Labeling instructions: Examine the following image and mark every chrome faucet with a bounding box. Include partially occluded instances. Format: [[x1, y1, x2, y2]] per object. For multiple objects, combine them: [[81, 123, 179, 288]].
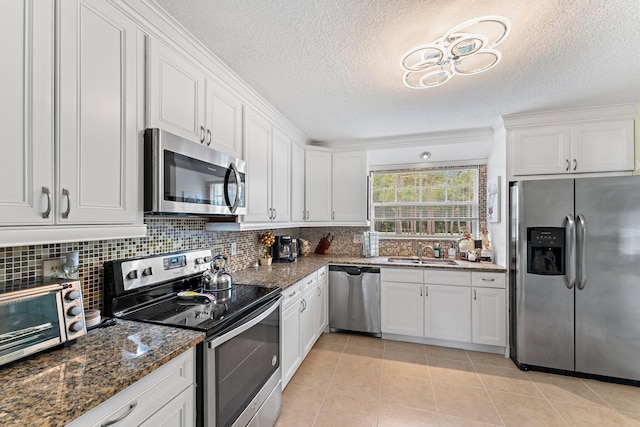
[[417, 244, 434, 261]]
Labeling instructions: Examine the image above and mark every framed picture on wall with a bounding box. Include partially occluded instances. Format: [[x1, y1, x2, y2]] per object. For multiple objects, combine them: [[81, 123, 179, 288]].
[[487, 176, 500, 223]]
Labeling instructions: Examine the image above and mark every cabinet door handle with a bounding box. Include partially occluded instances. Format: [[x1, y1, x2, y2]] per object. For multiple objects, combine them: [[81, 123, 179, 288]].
[[41, 186, 51, 218], [332, 211, 335, 220], [273, 208, 277, 220], [565, 159, 570, 171], [200, 125, 205, 143], [61, 188, 71, 219], [206, 129, 212, 146], [474, 289, 477, 300], [572, 159, 577, 171], [425, 286, 428, 297], [101, 401, 137, 427], [420, 287, 422, 297], [317, 286, 321, 297]]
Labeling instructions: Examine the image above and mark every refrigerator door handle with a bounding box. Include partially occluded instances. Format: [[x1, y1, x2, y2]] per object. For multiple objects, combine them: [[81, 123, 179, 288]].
[[565, 214, 576, 289], [577, 214, 587, 290]]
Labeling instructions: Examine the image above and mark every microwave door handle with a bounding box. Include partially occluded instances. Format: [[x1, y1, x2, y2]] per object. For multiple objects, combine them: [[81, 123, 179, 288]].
[[565, 214, 576, 290], [227, 162, 241, 214], [577, 214, 587, 290]]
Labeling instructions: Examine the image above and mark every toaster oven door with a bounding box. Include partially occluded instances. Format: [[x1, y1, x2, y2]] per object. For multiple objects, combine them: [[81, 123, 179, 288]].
[[0, 290, 66, 366]]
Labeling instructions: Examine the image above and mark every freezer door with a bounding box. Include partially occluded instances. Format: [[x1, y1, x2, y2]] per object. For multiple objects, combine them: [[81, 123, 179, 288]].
[[575, 176, 640, 381], [512, 179, 575, 371]]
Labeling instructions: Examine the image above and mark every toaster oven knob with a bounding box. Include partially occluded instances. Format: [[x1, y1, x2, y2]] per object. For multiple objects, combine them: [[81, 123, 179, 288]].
[[65, 290, 81, 301], [126, 270, 138, 280], [142, 267, 153, 277], [67, 305, 82, 316], [69, 321, 85, 332]]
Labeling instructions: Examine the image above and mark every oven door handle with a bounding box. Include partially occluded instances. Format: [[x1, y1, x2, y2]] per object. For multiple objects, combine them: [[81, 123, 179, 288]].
[[208, 296, 281, 349]]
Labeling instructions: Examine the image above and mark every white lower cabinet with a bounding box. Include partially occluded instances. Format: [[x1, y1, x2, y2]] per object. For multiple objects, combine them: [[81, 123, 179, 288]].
[[471, 272, 507, 346], [67, 348, 195, 427], [281, 267, 328, 389], [381, 268, 506, 350], [424, 284, 471, 342]]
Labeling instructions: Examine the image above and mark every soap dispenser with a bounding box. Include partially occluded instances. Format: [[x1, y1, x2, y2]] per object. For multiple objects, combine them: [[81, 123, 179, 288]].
[[434, 243, 441, 258], [448, 244, 456, 259]]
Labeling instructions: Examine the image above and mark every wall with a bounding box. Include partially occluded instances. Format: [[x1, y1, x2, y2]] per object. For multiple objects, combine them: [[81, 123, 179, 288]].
[[0, 218, 296, 311], [486, 128, 508, 266]]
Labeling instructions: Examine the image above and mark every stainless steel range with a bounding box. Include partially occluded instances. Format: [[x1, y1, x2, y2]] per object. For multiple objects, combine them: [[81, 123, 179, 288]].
[[103, 249, 282, 427]]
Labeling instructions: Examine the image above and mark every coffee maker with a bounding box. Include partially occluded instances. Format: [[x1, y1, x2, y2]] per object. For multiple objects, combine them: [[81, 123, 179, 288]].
[[273, 235, 298, 262]]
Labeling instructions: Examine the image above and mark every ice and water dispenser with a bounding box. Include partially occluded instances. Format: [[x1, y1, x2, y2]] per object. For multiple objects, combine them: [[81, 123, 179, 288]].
[[526, 227, 565, 275]]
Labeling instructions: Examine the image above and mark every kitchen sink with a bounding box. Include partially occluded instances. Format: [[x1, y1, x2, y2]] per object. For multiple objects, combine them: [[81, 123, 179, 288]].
[[386, 257, 458, 266]]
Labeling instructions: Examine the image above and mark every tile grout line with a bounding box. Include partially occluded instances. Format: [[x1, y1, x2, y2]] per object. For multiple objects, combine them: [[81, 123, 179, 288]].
[[523, 373, 571, 426], [309, 336, 347, 427], [468, 350, 507, 427]]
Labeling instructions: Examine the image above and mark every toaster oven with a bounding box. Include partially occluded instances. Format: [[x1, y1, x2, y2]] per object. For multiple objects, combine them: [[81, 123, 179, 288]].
[[0, 278, 86, 367]]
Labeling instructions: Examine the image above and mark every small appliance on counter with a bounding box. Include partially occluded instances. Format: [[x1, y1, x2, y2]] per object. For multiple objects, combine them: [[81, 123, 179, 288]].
[[273, 235, 298, 262], [0, 277, 87, 367]]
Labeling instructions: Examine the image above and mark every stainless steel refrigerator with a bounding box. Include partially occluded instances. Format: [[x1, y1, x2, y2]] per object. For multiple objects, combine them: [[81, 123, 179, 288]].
[[510, 176, 640, 382]]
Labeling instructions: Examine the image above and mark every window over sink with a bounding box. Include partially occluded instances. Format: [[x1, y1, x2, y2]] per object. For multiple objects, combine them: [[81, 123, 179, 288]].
[[371, 165, 484, 238]]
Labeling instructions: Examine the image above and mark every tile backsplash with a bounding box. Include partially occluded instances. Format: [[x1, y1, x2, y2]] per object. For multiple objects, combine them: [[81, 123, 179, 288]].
[[0, 218, 296, 311]]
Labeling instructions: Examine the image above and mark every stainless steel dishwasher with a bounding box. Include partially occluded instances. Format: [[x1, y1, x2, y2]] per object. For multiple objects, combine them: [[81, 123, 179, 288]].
[[329, 265, 381, 335]]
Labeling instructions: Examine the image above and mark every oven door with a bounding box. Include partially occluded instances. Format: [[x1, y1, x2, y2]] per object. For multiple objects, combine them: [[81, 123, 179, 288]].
[[144, 128, 246, 215], [203, 296, 282, 427], [0, 286, 67, 367]]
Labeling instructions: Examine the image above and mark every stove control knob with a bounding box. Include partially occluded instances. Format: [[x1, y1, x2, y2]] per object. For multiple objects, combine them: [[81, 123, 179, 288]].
[[142, 267, 153, 277], [65, 290, 81, 301], [69, 321, 85, 332], [126, 270, 138, 280], [67, 305, 82, 316]]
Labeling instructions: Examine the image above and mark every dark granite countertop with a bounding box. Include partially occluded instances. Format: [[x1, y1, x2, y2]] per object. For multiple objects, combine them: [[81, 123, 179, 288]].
[[0, 320, 204, 427], [233, 254, 506, 290]]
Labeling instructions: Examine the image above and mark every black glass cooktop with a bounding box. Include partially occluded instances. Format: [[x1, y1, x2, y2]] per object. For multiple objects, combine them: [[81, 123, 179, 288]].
[[119, 284, 280, 335]]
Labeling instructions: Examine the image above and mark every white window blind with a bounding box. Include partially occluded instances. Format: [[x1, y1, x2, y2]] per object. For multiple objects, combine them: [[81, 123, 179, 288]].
[[371, 168, 479, 237]]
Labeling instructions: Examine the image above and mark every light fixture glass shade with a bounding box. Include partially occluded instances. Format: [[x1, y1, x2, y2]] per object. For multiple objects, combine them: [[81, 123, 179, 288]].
[[401, 16, 510, 89]]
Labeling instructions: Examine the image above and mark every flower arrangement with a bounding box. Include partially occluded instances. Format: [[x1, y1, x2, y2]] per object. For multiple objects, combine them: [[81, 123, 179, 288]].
[[259, 231, 275, 258]]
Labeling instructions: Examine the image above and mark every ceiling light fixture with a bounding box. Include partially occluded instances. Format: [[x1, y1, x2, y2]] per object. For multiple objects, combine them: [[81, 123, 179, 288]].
[[401, 16, 510, 89], [420, 151, 431, 159]]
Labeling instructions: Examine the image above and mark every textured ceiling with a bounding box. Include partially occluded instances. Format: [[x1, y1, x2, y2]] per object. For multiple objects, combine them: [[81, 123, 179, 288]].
[[154, 0, 640, 145]]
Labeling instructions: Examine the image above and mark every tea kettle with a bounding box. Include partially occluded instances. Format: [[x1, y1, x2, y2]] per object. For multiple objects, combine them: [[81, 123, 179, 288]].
[[203, 254, 233, 291]]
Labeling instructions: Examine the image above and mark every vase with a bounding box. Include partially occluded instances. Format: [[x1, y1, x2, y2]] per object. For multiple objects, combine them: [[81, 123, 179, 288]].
[[260, 257, 272, 266]]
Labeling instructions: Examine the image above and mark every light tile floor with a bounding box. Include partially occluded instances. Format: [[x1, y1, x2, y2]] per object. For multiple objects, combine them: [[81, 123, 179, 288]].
[[276, 332, 640, 427]]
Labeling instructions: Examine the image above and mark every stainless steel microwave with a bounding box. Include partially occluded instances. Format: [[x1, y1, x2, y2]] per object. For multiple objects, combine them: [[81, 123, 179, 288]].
[[144, 128, 246, 216], [0, 278, 87, 367]]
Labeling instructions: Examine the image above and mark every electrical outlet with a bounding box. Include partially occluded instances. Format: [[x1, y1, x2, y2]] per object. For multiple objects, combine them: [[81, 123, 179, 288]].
[[230, 242, 237, 256], [353, 234, 364, 243], [43, 259, 65, 278]]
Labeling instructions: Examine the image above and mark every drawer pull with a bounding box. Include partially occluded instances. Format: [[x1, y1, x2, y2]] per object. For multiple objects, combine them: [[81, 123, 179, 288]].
[[101, 402, 137, 427], [481, 278, 496, 282], [288, 290, 296, 297]]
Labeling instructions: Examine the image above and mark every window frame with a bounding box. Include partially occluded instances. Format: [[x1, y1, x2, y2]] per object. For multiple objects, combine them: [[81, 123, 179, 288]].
[[370, 166, 482, 239]]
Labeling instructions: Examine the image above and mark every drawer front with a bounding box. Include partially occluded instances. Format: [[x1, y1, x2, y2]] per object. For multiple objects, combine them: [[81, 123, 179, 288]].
[[299, 271, 318, 292], [282, 281, 302, 309], [381, 267, 423, 283], [317, 266, 328, 283], [424, 270, 471, 287], [472, 272, 506, 289]]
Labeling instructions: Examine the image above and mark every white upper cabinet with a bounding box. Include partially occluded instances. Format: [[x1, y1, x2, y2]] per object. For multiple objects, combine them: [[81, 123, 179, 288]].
[[506, 104, 636, 178], [271, 127, 291, 223], [0, 0, 54, 225], [332, 151, 368, 223], [1, 0, 142, 238], [147, 38, 244, 158], [243, 109, 290, 223], [290, 143, 306, 222], [147, 37, 206, 143], [58, 0, 139, 224], [205, 77, 243, 157], [304, 149, 332, 222]]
